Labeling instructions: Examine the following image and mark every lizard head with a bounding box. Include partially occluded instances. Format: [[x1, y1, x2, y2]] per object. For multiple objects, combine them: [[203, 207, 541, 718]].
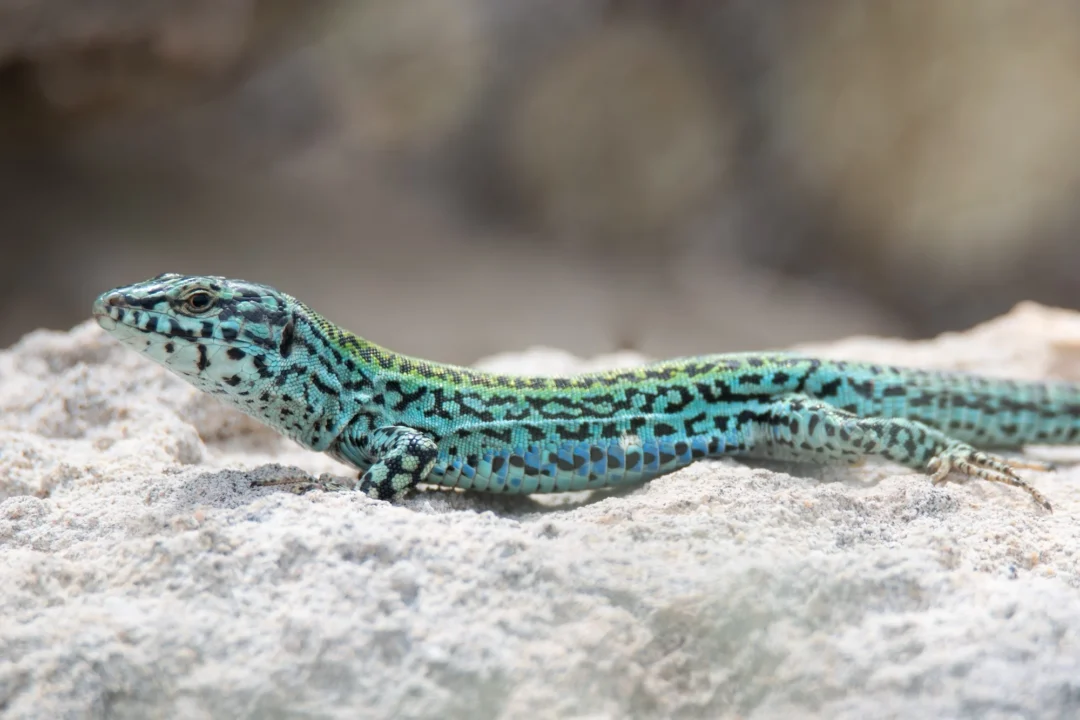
[[92, 273, 297, 398]]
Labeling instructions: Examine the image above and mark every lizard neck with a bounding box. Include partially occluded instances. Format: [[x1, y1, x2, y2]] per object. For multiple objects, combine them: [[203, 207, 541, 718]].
[[239, 306, 384, 451]]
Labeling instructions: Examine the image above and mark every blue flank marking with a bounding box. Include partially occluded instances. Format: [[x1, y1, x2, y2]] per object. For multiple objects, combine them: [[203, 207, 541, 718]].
[[428, 435, 725, 492], [557, 447, 574, 473], [659, 441, 674, 464], [643, 440, 660, 472], [495, 449, 510, 480], [524, 447, 542, 471], [608, 442, 625, 467], [573, 443, 591, 476]]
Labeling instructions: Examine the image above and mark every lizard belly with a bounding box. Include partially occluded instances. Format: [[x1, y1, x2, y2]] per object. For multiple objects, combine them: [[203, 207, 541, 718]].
[[423, 434, 731, 494]]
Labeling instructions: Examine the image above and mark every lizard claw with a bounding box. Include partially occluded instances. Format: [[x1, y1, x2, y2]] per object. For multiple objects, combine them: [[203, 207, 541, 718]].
[[250, 475, 312, 488], [251, 473, 351, 494], [928, 446, 1054, 513], [1003, 457, 1056, 472]]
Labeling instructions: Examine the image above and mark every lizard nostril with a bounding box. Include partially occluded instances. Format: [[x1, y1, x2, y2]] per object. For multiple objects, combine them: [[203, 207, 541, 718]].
[[93, 291, 124, 317]]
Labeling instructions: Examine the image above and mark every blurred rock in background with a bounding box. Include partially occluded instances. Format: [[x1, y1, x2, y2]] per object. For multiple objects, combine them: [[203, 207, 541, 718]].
[[2, 0, 1078, 362], [501, 19, 729, 250], [751, 0, 1080, 332]]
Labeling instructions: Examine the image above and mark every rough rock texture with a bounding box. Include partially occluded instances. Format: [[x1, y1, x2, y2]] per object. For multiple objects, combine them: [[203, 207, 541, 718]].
[[2, 304, 1080, 719]]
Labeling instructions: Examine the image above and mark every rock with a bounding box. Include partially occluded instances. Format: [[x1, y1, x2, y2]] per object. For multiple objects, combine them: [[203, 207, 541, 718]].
[[0, 0, 333, 125], [756, 1, 1080, 327], [2, 308, 1080, 717], [502, 19, 732, 245], [323, 0, 493, 154]]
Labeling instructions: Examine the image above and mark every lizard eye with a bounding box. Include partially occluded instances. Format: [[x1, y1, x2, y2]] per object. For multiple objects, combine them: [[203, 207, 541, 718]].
[[184, 290, 215, 314]]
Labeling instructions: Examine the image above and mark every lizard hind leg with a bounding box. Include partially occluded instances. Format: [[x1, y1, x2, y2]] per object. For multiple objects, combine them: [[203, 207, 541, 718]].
[[751, 393, 1054, 512]]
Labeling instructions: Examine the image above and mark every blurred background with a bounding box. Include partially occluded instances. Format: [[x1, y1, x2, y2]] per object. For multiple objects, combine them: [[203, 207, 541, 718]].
[[3, 0, 1080, 363]]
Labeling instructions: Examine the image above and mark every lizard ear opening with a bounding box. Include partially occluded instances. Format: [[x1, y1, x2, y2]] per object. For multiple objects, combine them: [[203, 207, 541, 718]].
[[279, 313, 296, 358]]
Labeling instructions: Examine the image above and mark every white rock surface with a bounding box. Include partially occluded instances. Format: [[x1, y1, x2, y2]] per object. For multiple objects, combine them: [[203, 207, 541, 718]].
[[2, 304, 1080, 719]]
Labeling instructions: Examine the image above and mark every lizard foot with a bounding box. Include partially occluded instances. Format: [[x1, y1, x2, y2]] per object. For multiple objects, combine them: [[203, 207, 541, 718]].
[[927, 446, 1053, 512]]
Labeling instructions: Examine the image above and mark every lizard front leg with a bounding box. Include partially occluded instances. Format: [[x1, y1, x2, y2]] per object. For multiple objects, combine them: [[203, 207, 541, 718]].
[[747, 393, 1054, 511], [253, 425, 438, 501], [334, 425, 438, 501]]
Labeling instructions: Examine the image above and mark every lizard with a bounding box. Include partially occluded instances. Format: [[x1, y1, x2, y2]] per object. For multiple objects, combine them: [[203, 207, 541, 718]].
[[91, 273, 1076, 512]]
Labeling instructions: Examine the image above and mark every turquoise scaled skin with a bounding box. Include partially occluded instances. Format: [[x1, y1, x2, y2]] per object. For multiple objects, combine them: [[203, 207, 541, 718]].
[[94, 274, 1073, 511]]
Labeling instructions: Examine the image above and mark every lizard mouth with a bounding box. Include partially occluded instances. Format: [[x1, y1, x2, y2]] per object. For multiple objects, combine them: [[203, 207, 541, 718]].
[[92, 292, 122, 331], [92, 290, 145, 336]]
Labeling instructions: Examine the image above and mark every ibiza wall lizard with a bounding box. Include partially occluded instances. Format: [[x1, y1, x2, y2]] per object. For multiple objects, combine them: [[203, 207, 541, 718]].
[[92, 273, 1075, 511]]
